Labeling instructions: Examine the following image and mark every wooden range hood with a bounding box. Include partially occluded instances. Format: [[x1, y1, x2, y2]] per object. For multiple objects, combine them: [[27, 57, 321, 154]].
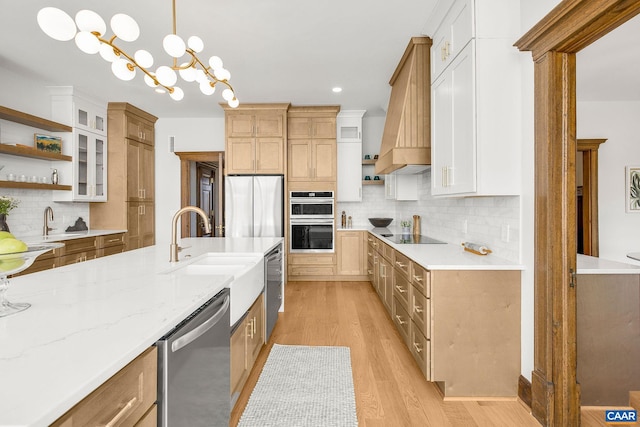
[[375, 37, 432, 175]]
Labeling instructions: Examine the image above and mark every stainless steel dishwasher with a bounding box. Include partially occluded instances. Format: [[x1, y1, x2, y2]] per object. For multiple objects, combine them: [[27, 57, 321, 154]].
[[156, 287, 230, 427], [265, 243, 283, 341]]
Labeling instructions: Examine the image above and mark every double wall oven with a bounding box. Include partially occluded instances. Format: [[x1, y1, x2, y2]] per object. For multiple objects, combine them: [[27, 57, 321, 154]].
[[289, 191, 334, 253]]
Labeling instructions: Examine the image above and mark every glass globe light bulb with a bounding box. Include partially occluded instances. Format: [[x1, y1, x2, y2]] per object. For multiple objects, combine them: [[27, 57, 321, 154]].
[[75, 10, 106, 36], [99, 43, 119, 62], [222, 88, 234, 101], [155, 65, 177, 87], [110, 13, 139, 42], [75, 31, 100, 54], [199, 81, 216, 95], [187, 36, 204, 53], [111, 58, 136, 81], [179, 64, 196, 82], [163, 34, 186, 58], [170, 87, 184, 101], [37, 7, 77, 41], [228, 98, 239, 108], [134, 50, 154, 68], [208, 56, 223, 71], [144, 73, 158, 88]]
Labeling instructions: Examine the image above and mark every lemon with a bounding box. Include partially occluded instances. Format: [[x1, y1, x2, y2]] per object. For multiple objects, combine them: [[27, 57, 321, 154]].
[[0, 258, 25, 272], [0, 231, 15, 240], [0, 238, 27, 255]]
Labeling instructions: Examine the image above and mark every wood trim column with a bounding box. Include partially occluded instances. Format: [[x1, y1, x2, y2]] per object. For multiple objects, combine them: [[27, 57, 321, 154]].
[[578, 139, 606, 257], [530, 50, 579, 426]]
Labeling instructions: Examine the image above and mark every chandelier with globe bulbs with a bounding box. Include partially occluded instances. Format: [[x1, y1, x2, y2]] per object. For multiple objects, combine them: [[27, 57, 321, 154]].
[[37, 0, 239, 108]]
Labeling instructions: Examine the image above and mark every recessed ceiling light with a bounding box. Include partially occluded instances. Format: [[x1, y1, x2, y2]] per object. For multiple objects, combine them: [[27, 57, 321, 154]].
[[332, 87, 342, 93]]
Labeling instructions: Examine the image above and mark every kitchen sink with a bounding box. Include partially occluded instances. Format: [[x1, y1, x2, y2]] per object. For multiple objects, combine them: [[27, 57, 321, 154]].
[[163, 253, 265, 326]]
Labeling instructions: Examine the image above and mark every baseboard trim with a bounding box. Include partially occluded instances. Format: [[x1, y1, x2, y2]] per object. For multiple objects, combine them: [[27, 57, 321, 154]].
[[518, 375, 533, 410]]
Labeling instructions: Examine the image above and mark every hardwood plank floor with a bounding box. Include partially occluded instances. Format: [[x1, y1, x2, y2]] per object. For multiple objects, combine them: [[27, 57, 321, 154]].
[[230, 281, 540, 426]]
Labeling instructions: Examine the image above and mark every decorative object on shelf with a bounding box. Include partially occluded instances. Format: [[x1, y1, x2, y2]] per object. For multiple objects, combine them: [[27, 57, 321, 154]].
[[341, 211, 346, 229], [400, 220, 411, 235], [461, 241, 492, 256], [34, 134, 62, 154], [0, 242, 64, 317], [626, 166, 640, 213], [374, 154, 379, 159], [51, 168, 59, 185], [368, 217, 393, 227], [65, 217, 89, 232], [364, 154, 371, 160], [0, 196, 19, 232], [36, 0, 239, 107], [374, 175, 380, 180], [364, 175, 371, 180]]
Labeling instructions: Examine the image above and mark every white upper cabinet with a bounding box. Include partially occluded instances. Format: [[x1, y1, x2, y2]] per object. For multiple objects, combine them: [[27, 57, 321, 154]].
[[428, 0, 520, 197], [337, 110, 365, 143], [49, 87, 108, 201], [337, 110, 366, 202]]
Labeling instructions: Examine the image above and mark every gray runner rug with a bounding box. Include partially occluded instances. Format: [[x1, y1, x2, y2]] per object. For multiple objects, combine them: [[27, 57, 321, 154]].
[[238, 344, 358, 427]]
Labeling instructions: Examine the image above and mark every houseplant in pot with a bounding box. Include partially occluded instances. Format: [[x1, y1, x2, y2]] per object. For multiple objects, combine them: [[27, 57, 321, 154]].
[[0, 196, 19, 232]]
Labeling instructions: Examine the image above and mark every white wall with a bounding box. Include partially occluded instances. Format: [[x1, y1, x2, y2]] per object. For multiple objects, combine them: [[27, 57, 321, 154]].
[[578, 101, 640, 265], [154, 117, 225, 245]]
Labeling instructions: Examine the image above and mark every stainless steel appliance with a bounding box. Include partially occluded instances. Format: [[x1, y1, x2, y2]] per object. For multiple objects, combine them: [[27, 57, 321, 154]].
[[225, 175, 284, 237], [289, 191, 335, 253], [265, 243, 283, 341], [289, 191, 334, 218], [156, 288, 231, 427]]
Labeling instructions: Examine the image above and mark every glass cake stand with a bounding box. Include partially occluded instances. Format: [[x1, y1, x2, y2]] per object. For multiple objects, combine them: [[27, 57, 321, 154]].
[[0, 243, 64, 318]]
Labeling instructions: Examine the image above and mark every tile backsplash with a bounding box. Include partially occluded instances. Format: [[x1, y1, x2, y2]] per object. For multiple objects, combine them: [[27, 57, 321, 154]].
[[338, 169, 520, 262], [0, 189, 89, 238]]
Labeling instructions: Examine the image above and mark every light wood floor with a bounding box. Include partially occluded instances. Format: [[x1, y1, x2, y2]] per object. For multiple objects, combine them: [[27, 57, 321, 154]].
[[230, 280, 542, 426]]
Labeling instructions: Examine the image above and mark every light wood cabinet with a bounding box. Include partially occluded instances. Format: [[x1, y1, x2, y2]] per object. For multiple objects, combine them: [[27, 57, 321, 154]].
[[287, 106, 339, 185], [52, 347, 157, 427], [336, 230, 367, 276], [58, 236, 98, 266], [97, 233, 125, 257], [90, 103, 157, 251], [231, 294, 264, 399], [367, 232, 521, 397], [223, 104, 289, 175], [287, 253, 336, 278]]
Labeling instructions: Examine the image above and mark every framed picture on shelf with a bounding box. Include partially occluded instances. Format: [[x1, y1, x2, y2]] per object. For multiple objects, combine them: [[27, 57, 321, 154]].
[[626, 165, 640, 213], [34, 134, 62, 154]]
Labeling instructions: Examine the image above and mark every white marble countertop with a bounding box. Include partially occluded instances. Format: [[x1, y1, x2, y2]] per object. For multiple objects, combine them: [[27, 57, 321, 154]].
[[0, 237, 282, 427], [577, 253, 640, 274], [366, 228, 524, 271]]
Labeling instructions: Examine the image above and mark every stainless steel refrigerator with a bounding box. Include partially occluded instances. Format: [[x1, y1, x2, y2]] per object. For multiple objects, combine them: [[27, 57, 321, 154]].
[[225, 175, 284, 237]]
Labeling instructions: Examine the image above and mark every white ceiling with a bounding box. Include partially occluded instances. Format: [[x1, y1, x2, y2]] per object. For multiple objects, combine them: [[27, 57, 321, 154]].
[[0, 1, 637, 120]]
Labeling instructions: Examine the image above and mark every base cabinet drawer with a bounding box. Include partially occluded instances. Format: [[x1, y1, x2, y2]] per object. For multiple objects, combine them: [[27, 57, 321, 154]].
[[393, 272, 411, 312], [288, 265, 335, 276], [59, 250, 97, 266], [411, 285, 430, 337], [52, 346, 157, 427], [135, 405, 157, 427], [410, 321, 431, 380], [392, 297, 411, 346]]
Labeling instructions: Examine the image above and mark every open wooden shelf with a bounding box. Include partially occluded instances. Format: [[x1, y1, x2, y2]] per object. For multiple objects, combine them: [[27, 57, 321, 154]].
[[362, 159, 377, 165], [0, 105, 72, 133], [0, 144, 72, 162], [363, 179, 384, 185], [0, 181, 71, 191]]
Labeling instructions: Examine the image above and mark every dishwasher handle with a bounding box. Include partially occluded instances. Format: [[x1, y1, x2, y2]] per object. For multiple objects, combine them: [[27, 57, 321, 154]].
[[171, 295, 230, 353]]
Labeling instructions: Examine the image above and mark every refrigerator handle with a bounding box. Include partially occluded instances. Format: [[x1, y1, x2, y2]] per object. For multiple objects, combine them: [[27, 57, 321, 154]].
[[254, 178, 262, 236]]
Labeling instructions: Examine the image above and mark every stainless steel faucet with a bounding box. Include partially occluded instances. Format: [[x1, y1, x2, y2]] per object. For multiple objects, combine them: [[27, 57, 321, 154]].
[[43, 206, 54, 236], [170, 206, 211, 262]]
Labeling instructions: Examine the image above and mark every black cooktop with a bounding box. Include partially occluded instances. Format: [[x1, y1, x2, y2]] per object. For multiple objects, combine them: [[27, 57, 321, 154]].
[[379, 233, 446, 244]]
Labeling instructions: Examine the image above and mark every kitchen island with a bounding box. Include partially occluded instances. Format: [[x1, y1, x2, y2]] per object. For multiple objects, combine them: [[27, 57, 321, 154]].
[[0, 237, 282, 427]]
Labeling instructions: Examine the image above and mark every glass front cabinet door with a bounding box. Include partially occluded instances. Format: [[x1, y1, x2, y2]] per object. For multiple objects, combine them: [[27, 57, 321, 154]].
[[72, 130, 107, 201]]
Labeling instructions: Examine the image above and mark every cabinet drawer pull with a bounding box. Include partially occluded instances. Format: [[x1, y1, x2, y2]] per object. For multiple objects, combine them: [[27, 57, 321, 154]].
[[367, 270, 373, 274], [413, 275, 423, 282], [413, 342, 423, 353], [414, 304, 423, 314], [395, 285, 407, 293], [395, 261, 406, 268], [395, 315, 407, 325], [367, 252, 372, 256], [367, 238, 373, 242], [103, 396, 138, 427]]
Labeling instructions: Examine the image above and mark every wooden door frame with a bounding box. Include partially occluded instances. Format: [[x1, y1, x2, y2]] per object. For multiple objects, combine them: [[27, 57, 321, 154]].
[[578, 138, 606, 256], [515, 1, 640, 425], [174, 151, 224, 238]]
